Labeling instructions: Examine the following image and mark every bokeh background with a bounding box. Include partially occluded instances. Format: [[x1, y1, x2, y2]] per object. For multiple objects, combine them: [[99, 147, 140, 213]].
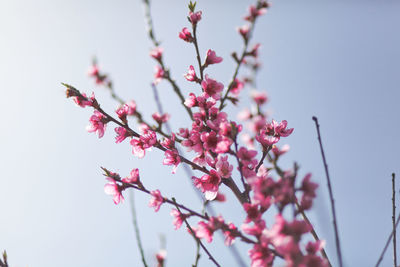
[[0, 0, 399, 266]]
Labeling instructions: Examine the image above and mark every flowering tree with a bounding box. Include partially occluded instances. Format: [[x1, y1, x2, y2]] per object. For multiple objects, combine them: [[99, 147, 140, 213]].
[[62, 1, 335, 266]]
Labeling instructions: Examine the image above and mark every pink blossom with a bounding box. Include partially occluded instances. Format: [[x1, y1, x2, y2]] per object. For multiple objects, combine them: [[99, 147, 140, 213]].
[[194, 221, 214, 243], [141, 130, 157, 148], [163, 149, 181, 174], [160, 134, 176, 150], [116, 104, 132, 122], [87, 64, 99, 77], [189, 11, 202, 24], [179, 27, 193, 42], [184, 93, 198, 108], [273, 120, 294, 137], [248, 243, 274, 267], [184, 65, 198, 82], [237, 147, 258, 167], [170, 208, 188, 230], [130, 131, 156, 158], [244, 5, 267, 22], [130, 138, 146, 158], [300, 173, 318, 210], [251, 90, 268, 105], [152, 112, 170, 124], [72, 92, 95, 108], [104, 177, 124, 205], [192, 170, 221, 200], [216, 155, 233, 178], [230, 78, 244, 96], [215, 136, 233, 154], [150, 47, 163, 61], [214, 192, 226, 202], [86, 110, 107, 138], [149, 190, 164, 212], [204, 49, 223, 66], [243, 203, 262, 223], [154, 65, 165, 84], [272, 144, 290, 157], [241, 220, 266, 237], [114, 126, 130, 143], [256, 131, 280, 148], [156, 249, 167, 267], [238, 24, 250, 39], [122, 168, 140, 184], [201, 75, 224, 100], [249, 43, 261, 58], [125, 100, 137, 115], [238, 108, 252, 121], [224, 223, 238, 246]]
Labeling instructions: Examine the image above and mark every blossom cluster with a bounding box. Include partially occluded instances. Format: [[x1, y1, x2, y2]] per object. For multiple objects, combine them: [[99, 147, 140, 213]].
[[64, 1, 329, 266]]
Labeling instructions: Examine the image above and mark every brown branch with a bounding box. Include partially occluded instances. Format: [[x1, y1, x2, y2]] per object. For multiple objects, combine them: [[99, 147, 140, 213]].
[[376, 209, 400, 267], [393, 173, 397, 267], [312, 116, 343, 267]]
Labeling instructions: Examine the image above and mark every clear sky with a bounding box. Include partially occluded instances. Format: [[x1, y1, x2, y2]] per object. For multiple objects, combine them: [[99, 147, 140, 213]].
[[0, 0, 399, 266]]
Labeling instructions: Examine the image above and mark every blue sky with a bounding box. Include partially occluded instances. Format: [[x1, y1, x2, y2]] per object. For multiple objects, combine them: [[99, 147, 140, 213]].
[[0, 0, 399, 266]]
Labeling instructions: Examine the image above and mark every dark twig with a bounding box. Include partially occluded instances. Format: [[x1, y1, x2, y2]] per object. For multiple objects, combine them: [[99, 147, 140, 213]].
[[295, 200, 332, 266], [376, 210, 400, 267], [312, 116, 343, 267], [393, 173, 397, 267], [0, 251, 8, 267], [172, 198, 221, 267], [129, 191, 149, 267]]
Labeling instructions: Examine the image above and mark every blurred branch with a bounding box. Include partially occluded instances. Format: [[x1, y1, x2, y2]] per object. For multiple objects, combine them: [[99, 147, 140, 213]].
[[393, 173, 397, 267]]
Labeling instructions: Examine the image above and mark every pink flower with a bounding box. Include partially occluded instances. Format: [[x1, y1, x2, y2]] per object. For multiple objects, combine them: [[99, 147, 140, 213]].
[[163, 149, 181, 174], [300, 173, 318, 210], [189, 11, 202, 24], [114, 126, 130, 143], [122, 168, 140, 184], [216, 155, 233, 178], [156, 249, 167, 267], [237, 147, 258, 167], [238, 24, 250, 40], [179, 27, 193, 42], [154, 65, 165, 84], [130, 138, 146, 158], [201, 75, 224, 100], [230, 78, 244, 96], [248, 243, 274, 267], [72, 92, 95, 108], [86, 110, 107, 138], [141, 130, 157, 148], [243, 203, 262, 223], [273, 120, 294, 137], [251, 90, 268, 105], [150, 47, 163, 61], [170, 208, 188, 230], [244, 5, 267, 22], [194, 221, 214, 243], [152, 112, 170, 124], [125, 100, 137, 115], [256, 131, 280, 148], [184, 65, 198, 82], [104, 177, 124, 205], [272, 144, 290, 157], [204, 49, 223, 66], [116, 104, 131, 123], [149, 190, 164, 212], [160, 134, 176, 150], [184, 93, 198, 108], [192, 170, 221, 200], [224, 223, 238, 246]]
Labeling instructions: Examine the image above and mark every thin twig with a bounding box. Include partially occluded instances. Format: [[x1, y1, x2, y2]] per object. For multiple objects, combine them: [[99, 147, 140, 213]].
[[376, 210, 400, 267], [129, 191, 149, 267], [312, 116, 343, 267], [172, 198, 221, 267], [295, 200, 332, 266], [393, 173, 397, 267]]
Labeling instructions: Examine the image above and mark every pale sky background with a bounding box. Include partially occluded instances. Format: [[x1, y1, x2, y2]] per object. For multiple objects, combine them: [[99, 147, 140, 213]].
[[0, 0, 399, 266]]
